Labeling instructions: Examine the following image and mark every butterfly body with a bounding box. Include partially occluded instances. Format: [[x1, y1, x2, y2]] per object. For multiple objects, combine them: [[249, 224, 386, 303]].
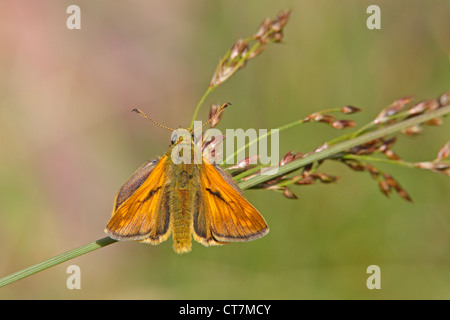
[[165, 141, 202, 253], [106, 132, 269, 254]]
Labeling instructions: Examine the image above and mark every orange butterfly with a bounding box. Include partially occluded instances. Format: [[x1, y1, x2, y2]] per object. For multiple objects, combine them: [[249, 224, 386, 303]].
[[105, 104, 269, 253]]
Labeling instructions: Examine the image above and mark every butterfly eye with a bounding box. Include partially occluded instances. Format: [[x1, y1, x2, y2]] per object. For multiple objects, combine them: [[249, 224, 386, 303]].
[[191, 133, 198, 144], [170, 132, 179, 145]]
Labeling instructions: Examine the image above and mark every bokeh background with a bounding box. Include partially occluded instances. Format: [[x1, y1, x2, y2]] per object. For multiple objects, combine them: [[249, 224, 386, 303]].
[[0, 0, 448, 299]]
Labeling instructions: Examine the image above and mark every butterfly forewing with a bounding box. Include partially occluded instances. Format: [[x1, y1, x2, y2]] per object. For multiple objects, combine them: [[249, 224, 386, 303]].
[[194, 161, 269, 243], [106, 155, 171, 242], [112, 159, 159, 211]]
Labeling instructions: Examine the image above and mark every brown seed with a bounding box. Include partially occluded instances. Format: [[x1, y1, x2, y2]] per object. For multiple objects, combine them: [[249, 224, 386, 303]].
[[254, 17, 272, 40], [379, 180, 391, 197], [209, 104, 223, 128], [344, 160, 366, 171], [438, 92, 450, 106], [402, 125, 422, 136], [397, 189, 413, 202], [366, 164, 380, 178], [295, 175, 314, 185], [282, 188, 298, 199], [280, 151, 303, 166], [436, 142, 450, 160], [424, 118, 443, 126], [408, 100, 432, 115], [341, 105, 361, 114], [374, 96, 413, 124], [383, 149, 401, 161], [315, 173, 338, 183], [227, 155, 259, 170], [331, 120, 356, 129]]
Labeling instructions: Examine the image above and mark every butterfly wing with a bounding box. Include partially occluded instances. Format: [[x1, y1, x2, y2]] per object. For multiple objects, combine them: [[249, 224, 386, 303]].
[[105, 155, 171, 244], [193, 161, 269, 245], [112, 159, 159, 211]]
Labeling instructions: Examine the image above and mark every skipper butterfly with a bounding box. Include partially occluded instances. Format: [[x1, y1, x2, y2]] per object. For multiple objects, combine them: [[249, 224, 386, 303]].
[[105, 104, 269, 253]]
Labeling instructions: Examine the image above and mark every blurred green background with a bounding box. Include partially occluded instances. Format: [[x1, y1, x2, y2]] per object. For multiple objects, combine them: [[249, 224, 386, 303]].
[[0, 0, 449, 299]]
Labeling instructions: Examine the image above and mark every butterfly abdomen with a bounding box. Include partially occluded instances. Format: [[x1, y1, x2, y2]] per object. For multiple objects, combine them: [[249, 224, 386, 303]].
[[170, 189, 195, 253]]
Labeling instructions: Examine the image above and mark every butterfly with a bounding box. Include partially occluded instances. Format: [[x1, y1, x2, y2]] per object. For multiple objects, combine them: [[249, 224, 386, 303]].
[[105, 104, 269, 253]]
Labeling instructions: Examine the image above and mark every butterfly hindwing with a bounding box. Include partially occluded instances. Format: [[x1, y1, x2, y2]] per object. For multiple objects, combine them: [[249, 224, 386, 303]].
[[193, 188, 218, 246]]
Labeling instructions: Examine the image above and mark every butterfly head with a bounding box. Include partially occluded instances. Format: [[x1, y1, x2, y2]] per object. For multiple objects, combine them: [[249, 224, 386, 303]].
[[170, 128, 197, 146]]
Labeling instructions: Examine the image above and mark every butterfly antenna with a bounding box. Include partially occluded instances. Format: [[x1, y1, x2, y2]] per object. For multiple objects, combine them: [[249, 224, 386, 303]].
[[132, 108, 174, 131], [193, 102, 231, 133]]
